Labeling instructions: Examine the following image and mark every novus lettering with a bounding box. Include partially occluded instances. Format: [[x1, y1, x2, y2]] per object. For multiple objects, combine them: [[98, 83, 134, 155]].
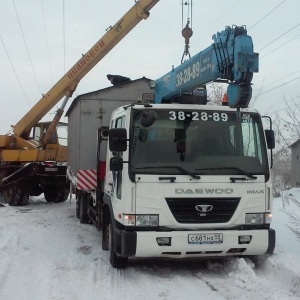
[[247, 190, 264, 194]]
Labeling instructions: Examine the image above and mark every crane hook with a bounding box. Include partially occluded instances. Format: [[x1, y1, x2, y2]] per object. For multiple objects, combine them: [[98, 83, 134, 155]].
[[181, 20, 193, 63]]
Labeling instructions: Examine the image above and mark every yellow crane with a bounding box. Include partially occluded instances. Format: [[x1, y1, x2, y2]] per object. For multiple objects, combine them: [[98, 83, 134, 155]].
[[0, 0, 159, 206]]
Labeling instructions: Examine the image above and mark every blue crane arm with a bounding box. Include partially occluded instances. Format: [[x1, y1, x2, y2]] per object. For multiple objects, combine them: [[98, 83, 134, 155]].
[[154, 26, 259, 108]]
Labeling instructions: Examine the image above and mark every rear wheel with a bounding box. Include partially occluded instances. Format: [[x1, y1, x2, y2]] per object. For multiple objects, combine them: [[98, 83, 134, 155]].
[[19, 193, 29, 206], [44, 189, 57, 203], [58, 190, 69, 202], [79, 193, 90, 224], [3, 185, 23, 206], [44, 188, 69, 203], [76, 195, 80, 219], [102, 210, 109, 251], [109, 218, 128, 268]]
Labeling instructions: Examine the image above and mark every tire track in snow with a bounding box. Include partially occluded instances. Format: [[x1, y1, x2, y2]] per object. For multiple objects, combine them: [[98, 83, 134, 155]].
[[124, 259, 227, 300], [191, 257, 300, 300], [256, 255, 300, 298], [105, 268, 125, 300], [0, 223, 19, 291]]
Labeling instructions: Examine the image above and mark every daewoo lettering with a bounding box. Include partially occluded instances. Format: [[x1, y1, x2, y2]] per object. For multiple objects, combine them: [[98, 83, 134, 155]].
[[175, 188, 233, 194]]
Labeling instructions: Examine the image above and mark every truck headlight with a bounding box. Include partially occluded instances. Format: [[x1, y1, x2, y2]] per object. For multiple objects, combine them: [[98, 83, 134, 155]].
[[245, 213, 272, 224], [123, 214, 159, 227]]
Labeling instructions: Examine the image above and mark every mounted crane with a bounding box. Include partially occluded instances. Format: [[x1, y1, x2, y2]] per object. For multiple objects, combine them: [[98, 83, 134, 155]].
[[154, 25, 258, 108], [0, 0, 160, 206]]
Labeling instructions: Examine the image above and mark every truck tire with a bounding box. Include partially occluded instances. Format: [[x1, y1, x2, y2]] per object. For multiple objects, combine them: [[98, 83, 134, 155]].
[[102, 210, 109, 251], [19, 193, 29, 206], [79, 193, 90, 224], [3, 186, 23, 206], [58, 190, 70, 202], [44, 189, 69, 203], [109, 219, 128, 268], [44, 189, 57, 203], [76, 195, 80, 219]]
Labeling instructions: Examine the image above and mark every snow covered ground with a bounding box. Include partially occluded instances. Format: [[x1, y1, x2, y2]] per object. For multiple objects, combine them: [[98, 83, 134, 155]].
[[0, 189, 299, 300]]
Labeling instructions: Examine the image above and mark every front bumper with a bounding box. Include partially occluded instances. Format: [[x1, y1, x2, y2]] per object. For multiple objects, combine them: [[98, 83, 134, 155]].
[[118, 228, 275, 258]]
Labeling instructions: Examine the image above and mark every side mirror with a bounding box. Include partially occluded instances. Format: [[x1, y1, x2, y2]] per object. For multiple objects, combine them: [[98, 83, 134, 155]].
[[109, 128, 127, 152], [110, 157, 123, 172], [265, 129, 275, 149]]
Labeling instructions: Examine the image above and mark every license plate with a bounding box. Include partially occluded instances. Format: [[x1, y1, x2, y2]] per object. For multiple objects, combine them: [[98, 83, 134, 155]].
[[188, 233, 223, 244], [44, 167, 58, 172]]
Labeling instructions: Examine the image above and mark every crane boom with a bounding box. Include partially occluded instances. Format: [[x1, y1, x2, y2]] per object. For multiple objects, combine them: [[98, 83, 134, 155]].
[[154, 26, 258, 108], [13, 0, 160, 138], [0, 0, 160, 207]]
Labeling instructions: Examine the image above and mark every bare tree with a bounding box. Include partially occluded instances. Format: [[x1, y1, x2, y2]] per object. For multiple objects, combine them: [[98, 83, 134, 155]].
[[282, 192, 300, 243], [207, 83, 226, 105], [270, 97, 300, 194], [272, 98, 300, 242]]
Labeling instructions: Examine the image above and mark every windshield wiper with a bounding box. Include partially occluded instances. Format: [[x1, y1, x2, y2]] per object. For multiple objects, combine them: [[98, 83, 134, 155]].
[[195, 167, 257, 180], [133, 166, 201, 180]]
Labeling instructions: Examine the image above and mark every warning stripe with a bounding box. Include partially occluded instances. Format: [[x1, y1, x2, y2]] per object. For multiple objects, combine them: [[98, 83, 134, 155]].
[[77, 169, 97, 190]]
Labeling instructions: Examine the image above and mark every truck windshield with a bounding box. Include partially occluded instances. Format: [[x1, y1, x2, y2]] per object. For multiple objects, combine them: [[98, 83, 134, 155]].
[[130, 108, 269, 178]]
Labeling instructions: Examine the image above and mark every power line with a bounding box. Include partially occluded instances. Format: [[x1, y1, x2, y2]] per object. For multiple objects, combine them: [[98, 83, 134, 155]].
[[254, 75, 300, 98], [40, 0, 53, 82], [0, 33, 31, 107], [258, 70, 300, 89], [248, 0, 288, 31], [194, 0, 239, 46], [259, 99, 300, 116], [12, 0, 42, 95], [258, 23, 300, 52], [260, 33, 300, 59], [253, 76, 300, 114]]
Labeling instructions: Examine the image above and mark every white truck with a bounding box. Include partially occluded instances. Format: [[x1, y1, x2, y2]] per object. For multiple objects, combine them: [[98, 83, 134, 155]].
[[67, 26, 276, 268]]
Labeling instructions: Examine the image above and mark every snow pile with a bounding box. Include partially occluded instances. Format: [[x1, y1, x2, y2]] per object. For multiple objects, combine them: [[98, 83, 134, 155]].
[[0, 190, 299, 300]]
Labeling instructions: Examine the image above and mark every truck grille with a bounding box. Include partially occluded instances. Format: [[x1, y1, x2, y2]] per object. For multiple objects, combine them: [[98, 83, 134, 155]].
[[165, 198, 240, 224]]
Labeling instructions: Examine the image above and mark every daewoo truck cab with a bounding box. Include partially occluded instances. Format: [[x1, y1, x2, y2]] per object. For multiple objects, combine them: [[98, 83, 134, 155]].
[[103, 102, 275, 267]]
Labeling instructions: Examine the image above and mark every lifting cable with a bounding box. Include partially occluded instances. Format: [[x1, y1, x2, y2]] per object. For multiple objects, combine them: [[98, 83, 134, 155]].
[[181, 0, 193, 64]]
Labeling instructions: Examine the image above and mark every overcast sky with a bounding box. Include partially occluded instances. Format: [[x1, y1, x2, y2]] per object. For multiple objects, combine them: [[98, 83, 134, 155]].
[[1, 0, 300, 134]]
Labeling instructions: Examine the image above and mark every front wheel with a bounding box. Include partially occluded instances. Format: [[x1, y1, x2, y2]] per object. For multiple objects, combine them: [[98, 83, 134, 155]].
[[109, 220, 128, 268]]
